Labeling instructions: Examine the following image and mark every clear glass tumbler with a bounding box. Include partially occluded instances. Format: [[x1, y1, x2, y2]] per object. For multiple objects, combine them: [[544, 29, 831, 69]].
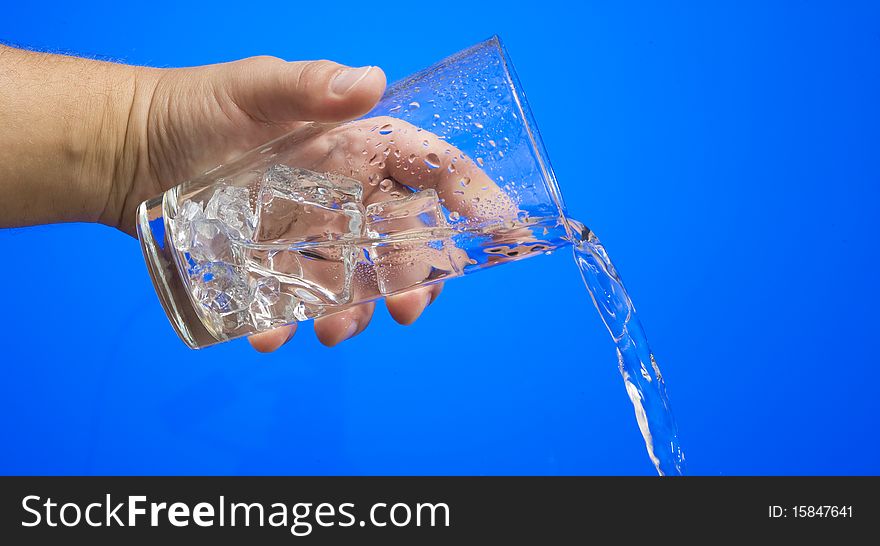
[[137, 36, 577, 348]]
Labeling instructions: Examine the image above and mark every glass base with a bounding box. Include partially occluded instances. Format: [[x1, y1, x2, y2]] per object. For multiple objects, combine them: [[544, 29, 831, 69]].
[[136, 195, 221, 349]]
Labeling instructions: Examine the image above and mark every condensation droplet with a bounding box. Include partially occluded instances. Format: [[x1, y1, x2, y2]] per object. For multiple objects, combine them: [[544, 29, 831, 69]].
[[453, 190, 465, 196], [424, 153, 441, 169], [408, 153, 417, 163], [379, 179, 393, 192], [447, 163, 456, 173], [449, 211, 460, 221], [476, 157, 485, 167], [378, 124, 393, 135], [471, 197, 481, 205], [459, 177, 471, 187], [422, 139, 430, 147], [488, 139, 497, 147], [473, 122, 484, 131], [408, 101, 420, 109]]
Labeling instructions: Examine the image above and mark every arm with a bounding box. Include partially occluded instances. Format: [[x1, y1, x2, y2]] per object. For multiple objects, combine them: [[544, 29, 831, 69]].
[[0, 45, 138, 227]]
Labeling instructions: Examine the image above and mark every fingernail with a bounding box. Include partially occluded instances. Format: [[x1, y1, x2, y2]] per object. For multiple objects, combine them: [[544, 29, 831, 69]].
[[340, 320, 359, 343], [283, 326, 296, 345], [331, 66, 373, 95]]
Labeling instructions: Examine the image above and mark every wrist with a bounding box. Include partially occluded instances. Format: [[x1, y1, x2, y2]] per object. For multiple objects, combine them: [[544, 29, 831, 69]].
[[0, 46, 154, 229], [67, 60, 162, 232], [85, 64, 161, 233]]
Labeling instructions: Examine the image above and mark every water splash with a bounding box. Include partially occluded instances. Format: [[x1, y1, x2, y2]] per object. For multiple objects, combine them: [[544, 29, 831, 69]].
[[567, 219, 685, 476]]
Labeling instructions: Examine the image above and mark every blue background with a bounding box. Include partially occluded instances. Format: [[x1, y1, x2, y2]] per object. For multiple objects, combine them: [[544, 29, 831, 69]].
[[1, 1, 878, 475]]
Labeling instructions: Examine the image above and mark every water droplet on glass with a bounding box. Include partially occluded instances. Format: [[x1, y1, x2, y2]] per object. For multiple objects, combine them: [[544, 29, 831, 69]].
[[422, 139, 430, 147], [378, 124, 393, 135], [408, 153, 416, 163], [473, 122, 484, 131], [379, 179, 393, 192], [471, 197, 481, 205], [453, 190, 465, 196], [476, 157, 484, 167], [424, 153, 441, 169], [459, 177, 471, 187], [408, 101, 420, 109], [488, 139, 496, 148], [449, 211, 460, 221], [447, 163, 456, 173]]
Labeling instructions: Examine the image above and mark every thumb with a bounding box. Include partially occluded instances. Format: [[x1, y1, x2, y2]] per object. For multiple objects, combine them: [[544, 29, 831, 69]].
[[212, 56, 386, 124]]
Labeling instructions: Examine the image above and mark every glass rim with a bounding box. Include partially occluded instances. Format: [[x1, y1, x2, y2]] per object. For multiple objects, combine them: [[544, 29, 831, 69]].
[[488, 35, 573, 238]]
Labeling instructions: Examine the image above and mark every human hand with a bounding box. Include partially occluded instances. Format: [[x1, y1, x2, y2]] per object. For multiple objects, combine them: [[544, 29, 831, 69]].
[[119, 57, 461, 352], [0, 48, 444, 351], [0, 48, 516, 352], [116, 60, 517, 353]]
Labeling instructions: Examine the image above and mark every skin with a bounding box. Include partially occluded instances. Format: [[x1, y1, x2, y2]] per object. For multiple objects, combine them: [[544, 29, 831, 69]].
[[0, 45, 449, 352]]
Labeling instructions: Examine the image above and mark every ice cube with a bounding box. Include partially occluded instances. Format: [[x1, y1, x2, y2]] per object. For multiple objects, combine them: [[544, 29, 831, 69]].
[[247, 274, 295, 330], [255, 165, 364, 244], [246, 165, 366, 306], [253, 275, 280, 306], [365, 189, 465, 295], [189, 218, 236, 263], [205, 185, 256, 241], [246, 244, 358, 306], [171, 199, 203, 252], [191, 261, 251, 334]]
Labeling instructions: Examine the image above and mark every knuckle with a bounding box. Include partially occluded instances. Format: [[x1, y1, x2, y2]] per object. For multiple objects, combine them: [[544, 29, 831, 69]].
[[297, 59, 340, 85], [244, 55, 284, 67]]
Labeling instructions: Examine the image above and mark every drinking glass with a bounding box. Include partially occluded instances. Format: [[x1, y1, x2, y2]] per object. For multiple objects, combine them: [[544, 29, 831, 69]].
[[137, 36, 578, 348]]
